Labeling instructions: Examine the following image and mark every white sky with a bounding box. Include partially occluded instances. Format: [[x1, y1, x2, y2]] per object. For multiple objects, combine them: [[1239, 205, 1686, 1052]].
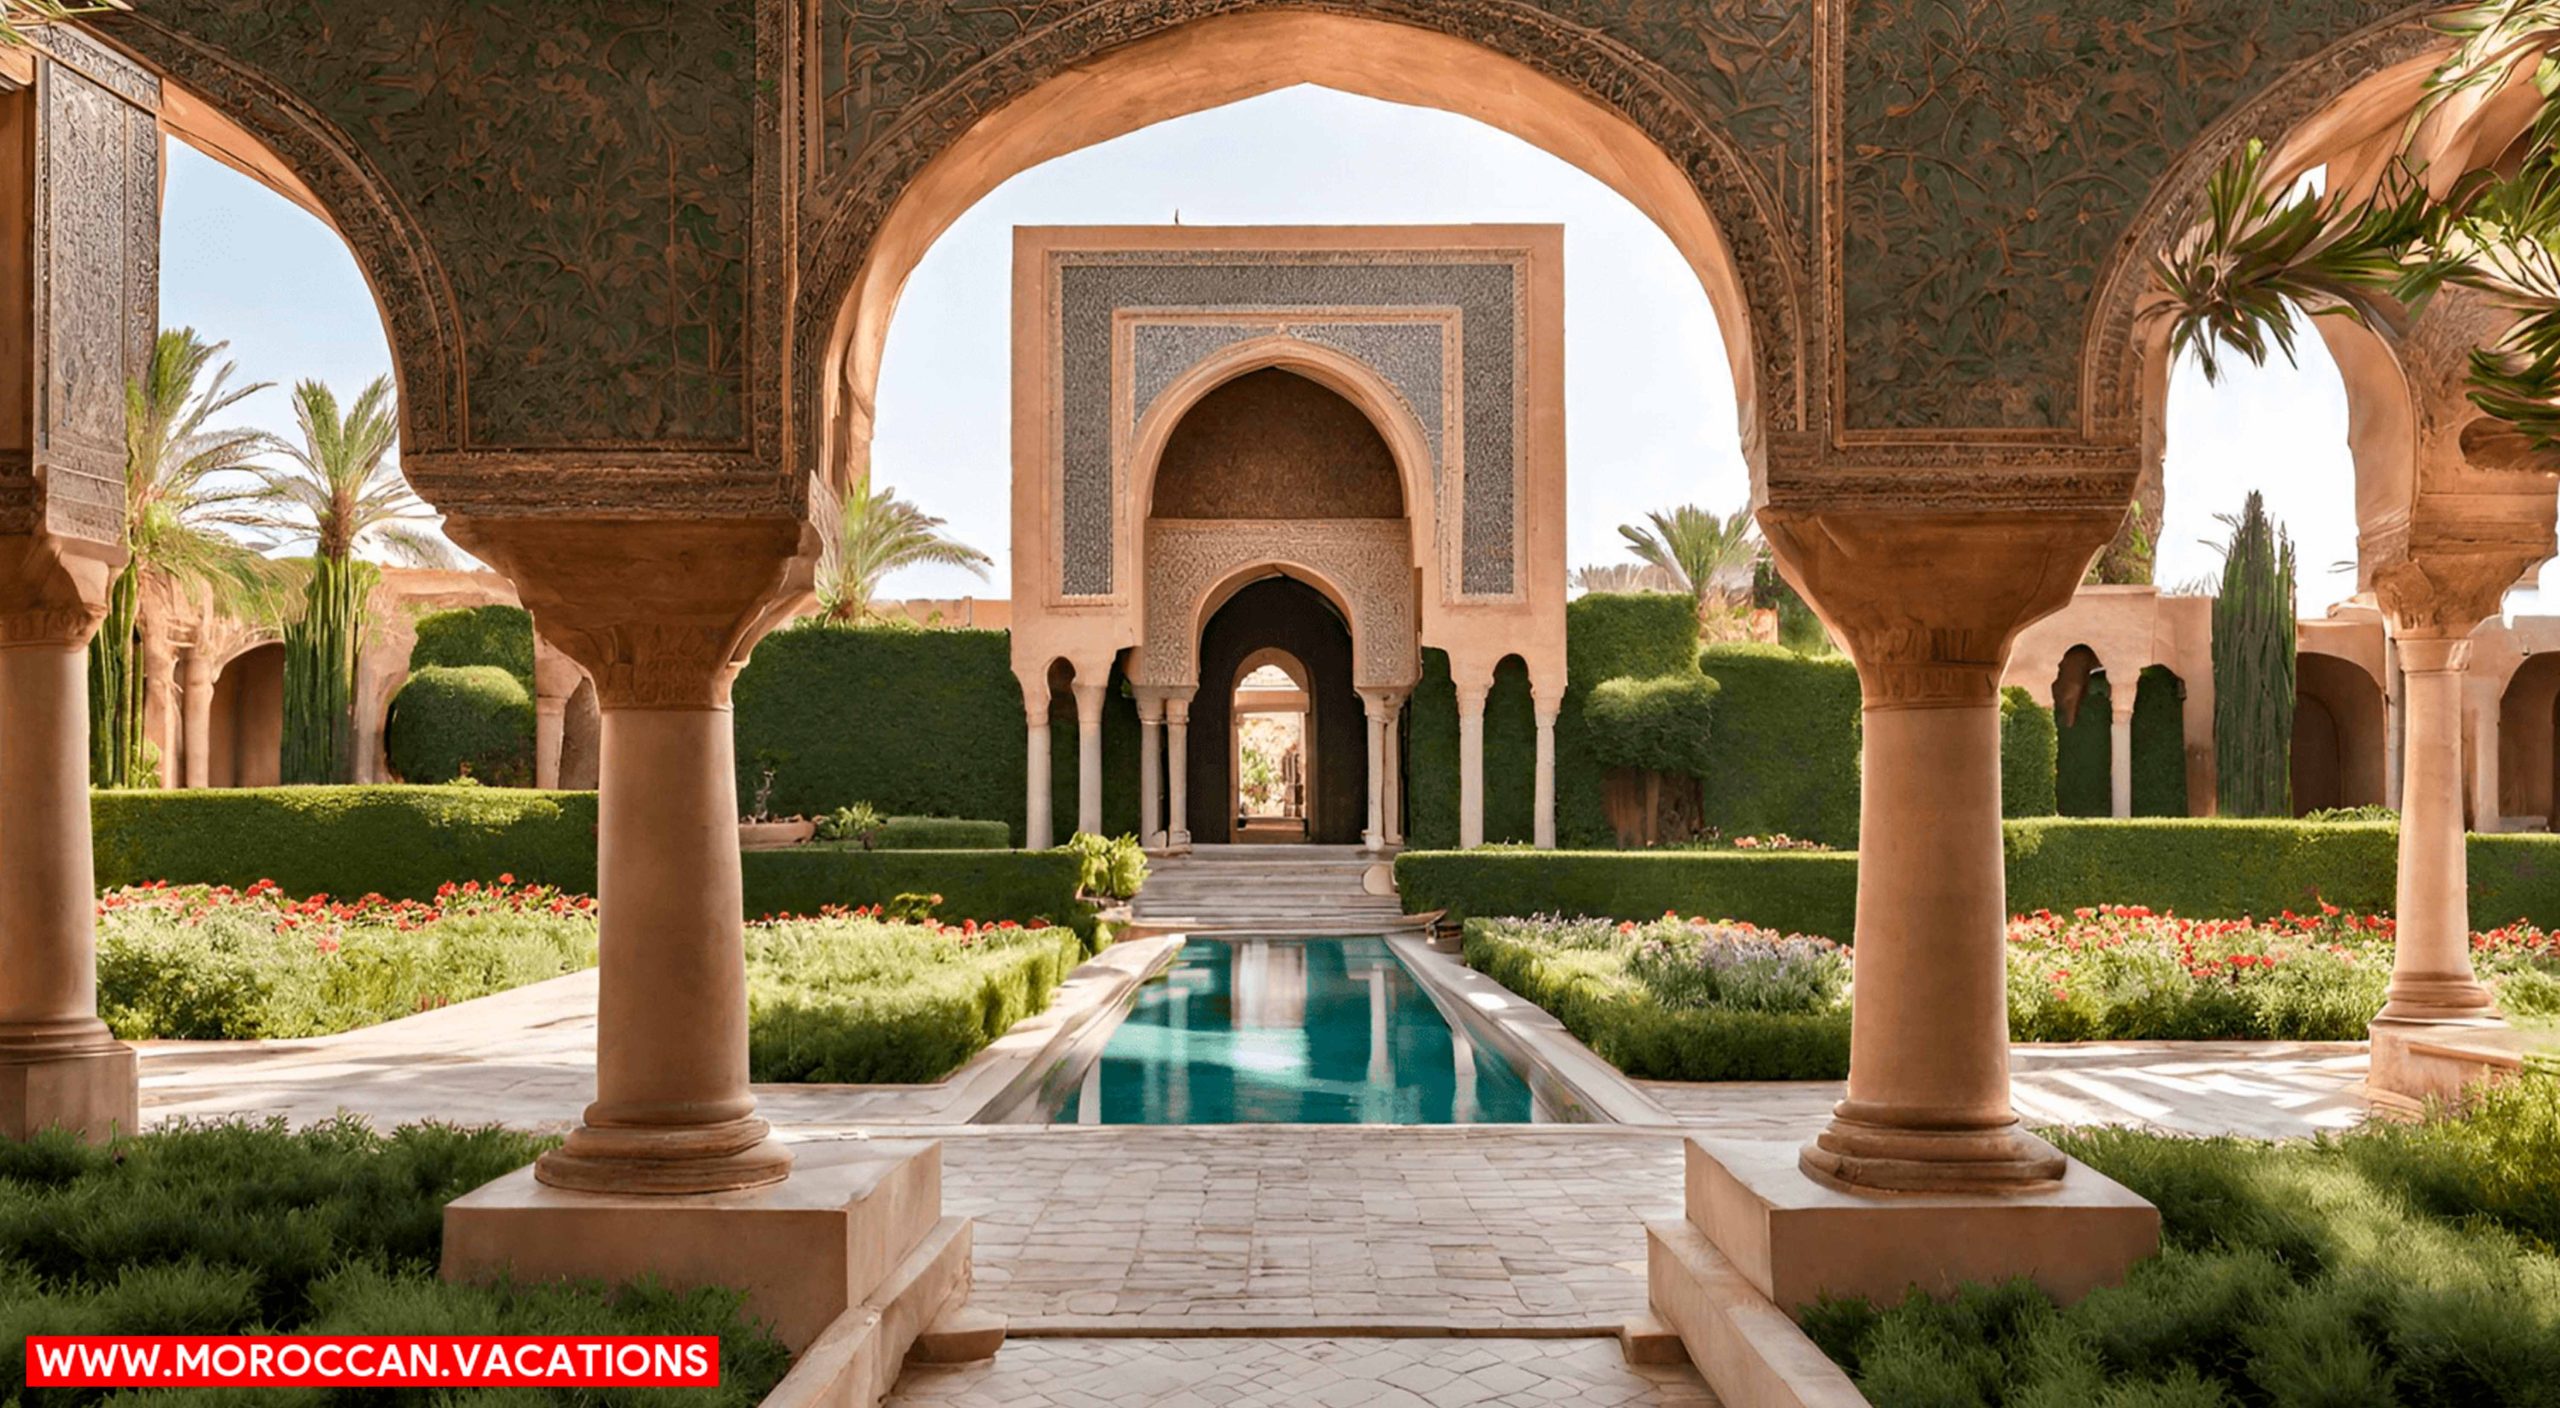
[[160, 84, 2558, 619]]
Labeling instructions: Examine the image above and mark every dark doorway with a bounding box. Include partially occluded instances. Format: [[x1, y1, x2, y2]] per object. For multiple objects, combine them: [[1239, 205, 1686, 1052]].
[[1189, 576, 1366, 844]]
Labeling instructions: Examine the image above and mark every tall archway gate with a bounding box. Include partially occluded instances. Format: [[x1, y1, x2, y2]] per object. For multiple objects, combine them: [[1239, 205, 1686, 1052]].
[[7, 7, 2539, 1403]]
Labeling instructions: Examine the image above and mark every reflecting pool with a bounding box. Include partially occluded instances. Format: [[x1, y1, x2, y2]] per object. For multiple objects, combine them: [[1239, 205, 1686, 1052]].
[[1053, 936, 1537, 1124]]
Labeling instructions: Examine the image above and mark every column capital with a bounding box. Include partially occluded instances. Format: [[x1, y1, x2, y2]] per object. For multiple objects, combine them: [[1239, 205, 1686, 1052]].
[[1762, 507, 2116, 712], [2395, 635, 2472, 675], [1071, 679, 1110, 715], [2371, 548, 2537, 644], [2110, 692, 2140, 722], [443, 514, 819, 710], [0, 533, 119, 650]]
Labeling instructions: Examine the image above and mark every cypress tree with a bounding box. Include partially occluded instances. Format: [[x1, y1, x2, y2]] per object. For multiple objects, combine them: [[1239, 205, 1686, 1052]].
[[2211, 492, 2297, 816]]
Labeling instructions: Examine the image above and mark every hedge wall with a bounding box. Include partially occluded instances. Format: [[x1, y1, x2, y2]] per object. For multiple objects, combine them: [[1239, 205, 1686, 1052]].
[[1695, 643, 1862, 846], [383, 665, 534, 786], [406, 605, 534, 687], [872, 817, 1012, 850], [92, 786, 599, 899], [2056, 672, 2112, 817], [1400, 821, 2560, 931], [1396, 848, 1860, 936], [733, 624, 1033, 842], [90, 788, 1088, 924], [739, 847, 1086, 928], [2000, 687, 2058, 818]]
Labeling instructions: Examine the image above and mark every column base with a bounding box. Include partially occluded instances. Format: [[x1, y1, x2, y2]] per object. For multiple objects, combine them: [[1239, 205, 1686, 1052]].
[[1684, 1137, 2157, 1312], [533, 1114, 793, 1196], [2377, 974, 2498, 1023], [448, 1138, 958, 1355], [2368, 1014, 2525, 1112], [1799, 1110, 2067, 1195], [0, 1036, 137, 1143]]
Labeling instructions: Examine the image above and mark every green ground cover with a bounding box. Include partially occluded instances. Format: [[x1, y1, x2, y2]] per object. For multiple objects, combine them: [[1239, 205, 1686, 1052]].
[[98, 881, 1089, 1085], [0, 1118, 792, 1406], [1466, 908, 2560, 1080], [1808, 1074, 2560, 1408]]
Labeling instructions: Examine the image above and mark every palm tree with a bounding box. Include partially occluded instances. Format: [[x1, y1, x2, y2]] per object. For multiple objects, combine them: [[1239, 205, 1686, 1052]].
[[1617, 505, 1760, 624], [234, 375, 451, 782], [812, 481, 991, 624], [1570, 562, 1682, 596], [88, 328, 276, 786]]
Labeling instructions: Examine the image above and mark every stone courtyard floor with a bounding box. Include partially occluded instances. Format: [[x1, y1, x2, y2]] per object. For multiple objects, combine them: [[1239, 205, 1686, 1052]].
[[133, 969, 2378, 1405]]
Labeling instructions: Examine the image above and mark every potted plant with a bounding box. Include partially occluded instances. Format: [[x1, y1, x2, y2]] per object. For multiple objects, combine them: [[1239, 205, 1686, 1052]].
[[737, 761, 816, 850]]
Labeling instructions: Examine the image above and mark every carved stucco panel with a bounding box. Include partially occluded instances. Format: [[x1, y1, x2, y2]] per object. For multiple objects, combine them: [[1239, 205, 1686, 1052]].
[[28, 42, 156, 547], [1136, 519, 1418, 692]]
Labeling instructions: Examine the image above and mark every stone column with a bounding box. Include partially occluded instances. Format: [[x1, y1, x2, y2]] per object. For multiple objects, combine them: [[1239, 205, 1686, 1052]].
[[180, 647, 217, 789], [1361, 691, 1388, 850], [2109, 691, 2137, 818], [1166, 695, 1193, 850], [2381, 635, 2495, 1022], [1456, 681, 1490, 849], [0, 593, 139, 1143], [1534, 701, 1560, 849], [1074, 680, 1106, 840], [440, 517, 809, 1196], [1024, 700, 1053, 851], [1764, 507, 2116, 1194], [1137, 695, 1164, 848], [531, 637, 584, 790], [1381, 693, 1404, 847]]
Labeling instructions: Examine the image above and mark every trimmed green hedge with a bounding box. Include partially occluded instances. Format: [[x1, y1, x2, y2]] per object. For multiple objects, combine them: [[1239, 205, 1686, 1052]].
[[2056, 671, 2113, 817], [1696, 643, 1863, 846], [1399, 848, 1859, 936], [746, 920, 1086, 1083], [383, 665, 534, 786], [872, 816, 1012, 850], [92, 786, 600, 899], [1402, 822, 2560, 931], [2000, 686, 2058, 818], [2132, 665, 2188, 816], [1464, 919, 1851, 1080], [738, 846, 1087, 928], [1585, 672, 1720, 776], [405, 605, 534, 686], [733, 623, 1034, 843]]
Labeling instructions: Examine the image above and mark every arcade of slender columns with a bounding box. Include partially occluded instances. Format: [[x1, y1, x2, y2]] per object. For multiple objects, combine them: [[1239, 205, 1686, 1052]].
[[1075, 680, 1107, 838], [1533, 697, 1560, 850], [1456, 678, 1490, 850], [1166, 696, 1193, 848], [1023, 692, 1054, 851], [1381, 694, 1405, 846], [1361, 690, 1390, 848]]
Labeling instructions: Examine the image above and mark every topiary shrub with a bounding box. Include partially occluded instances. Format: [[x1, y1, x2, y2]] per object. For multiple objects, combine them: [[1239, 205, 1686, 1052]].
[[2000, 686, 2058, 818], [406, 605, 535, 687], [1583, 673, 1720, 777], [383, 665, 534, 786]]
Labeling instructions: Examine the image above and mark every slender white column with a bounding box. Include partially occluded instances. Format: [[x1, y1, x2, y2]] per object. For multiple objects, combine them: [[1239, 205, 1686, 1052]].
[[1075, 682, 1105, 840], [1381, 694, 1404, 846], [1024, 710, 1053, 850], [1534, 703, 1560, 848], [1167, 697, 1192, 850], [1457, 682, 1489, 849], [1362, 692, 1387, 850], [2109, 696, 2136, 819], [2382, 637, 2495, 1020], [1138, 697, 1164, 848], [535, 697, 568, 789]]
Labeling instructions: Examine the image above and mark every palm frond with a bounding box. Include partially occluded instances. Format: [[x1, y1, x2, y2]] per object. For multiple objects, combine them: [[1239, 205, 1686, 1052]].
[[814, 482, 991, 623]]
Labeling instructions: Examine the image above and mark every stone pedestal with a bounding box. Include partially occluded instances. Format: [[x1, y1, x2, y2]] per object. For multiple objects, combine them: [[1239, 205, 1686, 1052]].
[[446, 1139, 972, 1358]]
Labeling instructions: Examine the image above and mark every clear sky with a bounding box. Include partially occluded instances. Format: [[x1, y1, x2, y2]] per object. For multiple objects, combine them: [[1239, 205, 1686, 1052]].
[[166, 83, 2544, 618]]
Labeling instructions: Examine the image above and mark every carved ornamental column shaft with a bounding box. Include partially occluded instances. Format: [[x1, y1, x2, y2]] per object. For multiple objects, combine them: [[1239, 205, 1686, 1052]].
[[443, 516, 814, 1196], [2383, 634, 2491, 1020], [1765, 507, 2117, 1194]]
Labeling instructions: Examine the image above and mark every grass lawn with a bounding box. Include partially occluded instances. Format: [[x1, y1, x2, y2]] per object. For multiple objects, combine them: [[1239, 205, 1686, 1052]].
[[1807, 1074, 2560, 1407], [0, 1119, 794, 1405]]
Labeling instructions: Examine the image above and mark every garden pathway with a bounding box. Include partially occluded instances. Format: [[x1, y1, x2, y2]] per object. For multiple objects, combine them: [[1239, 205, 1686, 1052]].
[[887, 1336, 1716, 1408]]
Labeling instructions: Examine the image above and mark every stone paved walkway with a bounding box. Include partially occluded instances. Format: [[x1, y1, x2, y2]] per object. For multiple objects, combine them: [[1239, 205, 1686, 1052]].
[[888, 1336, 1717, 1407], [930, 1126, 1677, 1330]]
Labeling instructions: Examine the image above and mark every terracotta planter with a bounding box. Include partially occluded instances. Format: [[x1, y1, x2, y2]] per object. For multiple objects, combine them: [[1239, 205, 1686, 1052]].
[[738, 819, 817, 851]]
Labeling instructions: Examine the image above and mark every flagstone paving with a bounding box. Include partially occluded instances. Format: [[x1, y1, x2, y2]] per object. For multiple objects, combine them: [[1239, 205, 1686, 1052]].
[[886, 1336, 1719, 1408]]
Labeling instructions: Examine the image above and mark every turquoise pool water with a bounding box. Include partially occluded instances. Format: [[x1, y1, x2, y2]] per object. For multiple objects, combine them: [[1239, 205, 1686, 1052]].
[[1053, 937, 1537, 1124]]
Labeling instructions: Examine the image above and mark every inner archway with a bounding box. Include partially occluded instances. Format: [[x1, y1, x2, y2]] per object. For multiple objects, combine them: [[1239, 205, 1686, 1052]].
[[1231, 649, 1314, 843], [1190, 577, 1364, 846], [207, 643, 285, 789], [2293, 652, 2388, 816]]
